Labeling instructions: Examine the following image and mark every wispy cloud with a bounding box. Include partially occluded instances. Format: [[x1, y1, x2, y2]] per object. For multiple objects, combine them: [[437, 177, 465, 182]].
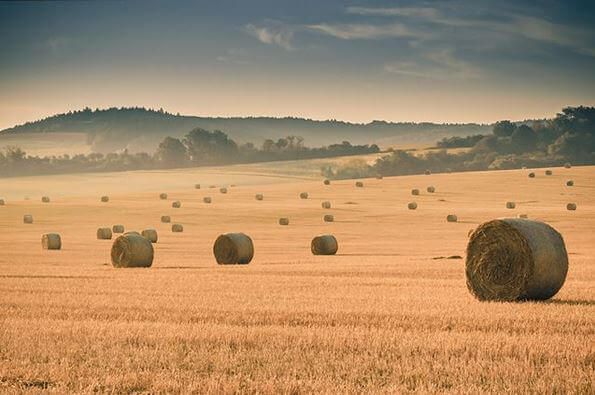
[[385, 49, 482, 80], [245, 24, 294, 50], [307, 22, 429, 40], [346, 6, 440, 19]]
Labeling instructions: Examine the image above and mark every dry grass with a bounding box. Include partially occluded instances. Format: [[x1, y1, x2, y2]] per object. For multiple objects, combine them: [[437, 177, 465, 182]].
[[0, 165, 593, 393]]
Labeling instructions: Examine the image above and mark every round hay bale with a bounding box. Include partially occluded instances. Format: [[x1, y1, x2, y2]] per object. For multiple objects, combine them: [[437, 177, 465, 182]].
[[311, 235, 338, 255], [220, 187, 228, 194], [279, 217, 289, 226], [255, 194, 264, 201], [566, 180, 574, 187], [411, 189, 420, 196], [172, 224, 184, 232], [0, 199, 5, 206], [101, 196, 109, 203], [376, 175, 383, 180], [321, 201, 331, 209], [195, 184, 201, 189], [323, 214, 334, 222], [446, 214, 458, 223], [427, 186, 436, 193], [425, 169, 431, 175], [564, 162, 572, 169], [323, 179, 331, 185], [408, 202, 418, 210], [230, 184, 236, 188], [161, 215, 171, 223], [466, 218, 568, 301], [506, 201, 516, 209], [213, 233, 254, 265], [517, 213, 528, 219], [172, 201, 181, 208], [41, 196, 50, 203], [111, 233, 154, 268], [141, 229, 158, 243], [97, 228, 112, 240], [42, 233, 61, 250], [528, 172, 535, 178], [203, 197, 212, 204], [112, 225, 125, 234], [159, 193, 168, 200], [567, 203, 577, 211], [355, 181, 364, 188], [23, 215, 33, 224], [300, 192, 309, 199], [545, 169, 553, 175]]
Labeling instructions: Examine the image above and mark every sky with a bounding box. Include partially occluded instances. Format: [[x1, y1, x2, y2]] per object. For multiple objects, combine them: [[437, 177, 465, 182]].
[[1, 0, 595, 129]]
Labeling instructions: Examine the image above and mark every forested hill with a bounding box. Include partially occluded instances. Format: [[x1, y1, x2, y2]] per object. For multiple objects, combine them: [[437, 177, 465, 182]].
[[0, 107, 490, 153]]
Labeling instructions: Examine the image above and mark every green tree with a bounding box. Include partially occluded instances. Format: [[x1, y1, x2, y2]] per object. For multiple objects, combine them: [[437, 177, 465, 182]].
[[156, 137, 187, 167], [493, 120, 516, 137]]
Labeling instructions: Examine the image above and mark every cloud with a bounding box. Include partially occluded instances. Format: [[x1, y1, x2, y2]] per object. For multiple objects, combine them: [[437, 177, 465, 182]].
[[385, 49, 482, 80], [346, 6, 440, 19], [307, 22, 430, 40], [245, 24, 294, 50]]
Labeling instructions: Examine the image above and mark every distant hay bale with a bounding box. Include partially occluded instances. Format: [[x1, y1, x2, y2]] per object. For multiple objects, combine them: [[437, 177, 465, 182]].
[[195, 184, 201, 189], [172, 201, 181, 208], [159, 193, 168, 200], [213, 232, 254, 265], [321, 201, 331, 209], [209, 185, 216, 189], [42, 233, 61, 250], [300, 192, 309, 199], [161, 215, 171, 223], [0, 199, 4, 206], [230, 184, 236, 187], [323, 179, 331, 185], [545, 169, 553, 175], [97, 228, 112, 240], [141, 229, 158, 243], [446, 214, 458, 223], [112, 225, 125, 234], [427, 186, 436, 193], [564, 162, 572, 169], [255, 194, 264, 201], [279, 217, 289, 226], [517, 213, 528, 219], [408, 202, 418, 210], [101, 196, 109, 203], [111, 233, 154, 268], [172, 224, 184, 232], [566, 180, 574, 186], [466, 218, 568, 301], [376, 175, 383, 180], [323, 214, 334, 222], [528, 172, 535, 178], [425, 170, 431, 175], [355, 181, 364, 187], [41, 196, 50, 203], [411, 189, 420, 196], [203, 197, 212, 204], [220, 187, 228, 194], [23, 215, 33, 224], [506, 201, 516, 209], [311, 235, 338, 255], [567, 203, 577, 211]]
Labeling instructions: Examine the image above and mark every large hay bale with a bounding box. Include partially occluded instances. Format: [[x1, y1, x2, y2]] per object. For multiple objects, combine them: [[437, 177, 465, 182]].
[[323, 214, 334, 222], [101, 196, 109, 203], [141, 229, 158, 243], [567, 203, 577, 211], [411, 189, 420, 196], [311, 235, 338, 255], [97, 228, 112, 240], [203, 197, 212, 204], [545, 169, 553, 175], [172, 201, 181, 208], [42, 233, 61, 250], [195, 184, 201, 189], [112, 225, 125, 234], [213, 233, 254, 264], [323, 179, 331, 185], [466, 218, 568, 301], [355, 181, 364, 188], [564, 162, 572, 169], [255, 194, 264, 201], [23, 215, 33, 224], [111, 233, 154, 268], [566, 180, 574, 187], [446, 214, 458, 223], [41, 196, 50, 203], [299, 192, 309, 199], [427, 186, 436, 193], [172, 224, 184, 232], [408, 202, 418, 210], [159, 193, 168, 200], [528, 172, 535, 178], [279, 217, 289, 226], [321, 201, 331, 209], [161, 215, 171, 223], [506, 201, 516, 209], [220, 187, 228, 194]]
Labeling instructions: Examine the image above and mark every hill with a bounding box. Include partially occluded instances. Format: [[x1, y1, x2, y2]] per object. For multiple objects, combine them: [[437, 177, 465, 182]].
[[0, 107, 490, 154]]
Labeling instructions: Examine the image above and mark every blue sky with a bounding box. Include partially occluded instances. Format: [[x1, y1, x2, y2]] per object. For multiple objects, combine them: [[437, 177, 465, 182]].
[[1, 0, 594, 128]]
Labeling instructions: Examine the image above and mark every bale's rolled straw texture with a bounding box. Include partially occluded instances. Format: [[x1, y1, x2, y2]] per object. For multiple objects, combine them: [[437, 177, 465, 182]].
[[255, 194, 264, 201], [321, 201, 331, 209], [323, 214, 334, 222], [311, 235, 338, 255], [506, 202, 516, 209], [427, 186, 436, 193], [23, 215, 33, 224], [203, 197, 212, 204], [172, 224, 184, 232], [172, 201, 181, 208], [97, 228, 112, 240], [566, 180, 574, 186], [466, 218, 568, 301], [141, 229, 158, 243], [528, 172, 535, 178], [161, 215, 171, 223], [112, 225, 125, 234], [220, 187, 228, 194], [567, 203, 577, 211], [323, 179, 331, 185], [279, 217, 289, 226], [355, 181, 364, 188], [446, 214, 458, 223], [411, 189, 420, 196], [408, 202, 418, 210], [545, 169, 553, 175], [41, 196, 50, 203], [159, 193, 168, 200], [111, 233, 154, 268], [300, 192, 309, 199], [213, 233, 254, 264], [42, 233, 61, 250]]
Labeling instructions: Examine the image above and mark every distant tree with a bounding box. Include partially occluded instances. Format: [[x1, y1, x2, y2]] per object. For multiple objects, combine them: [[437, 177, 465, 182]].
[[183, 128, 238, 164], [156, 137, 187, 167], [262, 139, 275, 152], [493, 120, 516, 137], [511, 125, 538, 152]]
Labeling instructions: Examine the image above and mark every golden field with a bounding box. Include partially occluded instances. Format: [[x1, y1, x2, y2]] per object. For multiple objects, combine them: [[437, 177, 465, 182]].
[[0, 163, 593, 393]]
